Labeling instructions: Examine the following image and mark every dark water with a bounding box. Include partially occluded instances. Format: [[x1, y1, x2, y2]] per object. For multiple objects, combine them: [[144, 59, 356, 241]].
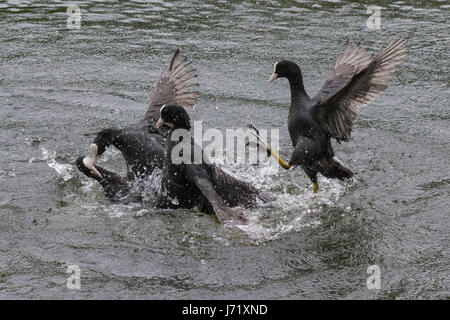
[[0, 0, 448, 299]]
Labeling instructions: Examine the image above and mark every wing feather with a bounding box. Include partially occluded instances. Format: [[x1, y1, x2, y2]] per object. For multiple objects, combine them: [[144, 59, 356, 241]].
[[144, 50, 199, 123], [312, 38, 409, 142], [184, 165, 248, 224]]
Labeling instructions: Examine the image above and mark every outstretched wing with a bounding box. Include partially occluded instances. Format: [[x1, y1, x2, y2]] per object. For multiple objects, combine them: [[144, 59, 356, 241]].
[[144, 49, 199, 123], [312, 38, 409, 142], [184, 164, 248, 224]]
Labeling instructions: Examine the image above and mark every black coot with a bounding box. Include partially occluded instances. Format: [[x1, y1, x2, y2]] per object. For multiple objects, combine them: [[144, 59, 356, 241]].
[[155, 105, 269, 224], [78, 49, 199, 185], [265, 38, 409, 193]]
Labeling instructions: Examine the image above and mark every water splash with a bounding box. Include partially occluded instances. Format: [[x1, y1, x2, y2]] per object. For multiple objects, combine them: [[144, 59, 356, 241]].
[[225, 163, 348, 241], [40, 147, 74, 181], [63, 139, 349, 241]]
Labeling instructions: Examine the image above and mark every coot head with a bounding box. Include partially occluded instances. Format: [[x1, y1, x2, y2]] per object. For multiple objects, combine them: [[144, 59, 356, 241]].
[[268, 60, 302, 83], [76, 155, 102, 180], [156, 105, 191, 131]]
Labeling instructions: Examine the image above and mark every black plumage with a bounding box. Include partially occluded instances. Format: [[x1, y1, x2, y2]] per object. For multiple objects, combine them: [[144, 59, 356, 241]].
[[156, 105, 269, 224], [77, 49, 199, 183], [77, 52, 270, 222], [267, 38, 409, 193], [92, 121, 165, 180], [76, 156, 131, 201]]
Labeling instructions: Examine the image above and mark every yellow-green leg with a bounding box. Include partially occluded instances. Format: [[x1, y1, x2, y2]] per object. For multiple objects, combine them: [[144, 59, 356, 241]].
[[313, 182, 319, 194]]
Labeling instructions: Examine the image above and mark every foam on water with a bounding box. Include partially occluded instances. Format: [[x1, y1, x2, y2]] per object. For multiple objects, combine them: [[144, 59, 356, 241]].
[[234, 168, 348, 240], [49, 136, 350, 241]]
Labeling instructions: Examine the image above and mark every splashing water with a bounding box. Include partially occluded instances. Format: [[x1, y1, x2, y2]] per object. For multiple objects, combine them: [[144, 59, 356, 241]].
[[213, 154, 349, 240], [40, 147, 74, 181]]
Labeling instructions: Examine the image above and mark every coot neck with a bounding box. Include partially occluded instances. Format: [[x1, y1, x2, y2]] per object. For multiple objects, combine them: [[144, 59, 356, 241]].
[[107, 129, 123, 150], [287, 72, 309, 108]]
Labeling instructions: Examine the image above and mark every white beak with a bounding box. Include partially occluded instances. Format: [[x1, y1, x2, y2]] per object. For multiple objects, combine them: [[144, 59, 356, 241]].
[[156, 118, 164, 129], [82, 156, 102, 179], [83, 143, 102, 178], [268, 73, 278, 83], [90, 143, 98, 156]]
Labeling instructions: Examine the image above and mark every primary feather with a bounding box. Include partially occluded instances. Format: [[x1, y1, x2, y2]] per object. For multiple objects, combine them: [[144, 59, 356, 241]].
[[313, 38, 409, 142], [144, 50, 199, 123]]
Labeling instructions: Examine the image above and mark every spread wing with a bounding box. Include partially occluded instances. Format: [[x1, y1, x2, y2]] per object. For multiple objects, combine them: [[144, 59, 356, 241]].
[[312, 38, 409, 142], [144, 49, 199, 123]]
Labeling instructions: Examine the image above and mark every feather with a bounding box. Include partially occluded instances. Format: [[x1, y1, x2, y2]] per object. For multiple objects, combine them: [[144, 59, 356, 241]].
[[144, 50, 199, 123], [312, 38, 409, 141]]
